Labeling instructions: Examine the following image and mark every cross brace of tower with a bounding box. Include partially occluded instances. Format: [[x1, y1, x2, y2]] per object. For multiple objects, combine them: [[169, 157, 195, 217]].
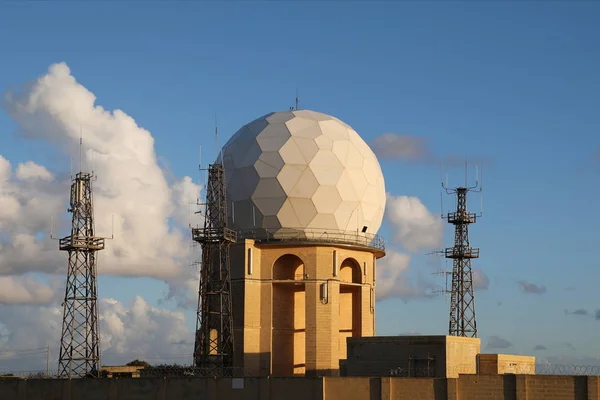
[[192, 163, 237, 373], [444, 187, 479, 338], [58, 172, 104, 378]]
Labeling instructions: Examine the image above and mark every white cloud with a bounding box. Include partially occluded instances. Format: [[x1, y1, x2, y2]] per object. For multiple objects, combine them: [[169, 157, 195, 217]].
[[376, 249, 435, 301], [0, 275, 55, 305], [99, 296, 191, 364], [385, 194, 444, 252], [0, 62, 201, 294], [370, 133, 434, 163], [15, 161, 53, 181], [0, 295, 192, 371], [0, 303, 62, 371], [0, 63, 203, 371], [473, 268, 489, 290], [171, 176, 201, 228]]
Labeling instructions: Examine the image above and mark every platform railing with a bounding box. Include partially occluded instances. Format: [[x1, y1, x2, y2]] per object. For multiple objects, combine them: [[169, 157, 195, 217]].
[[236, 227, 385, 252]]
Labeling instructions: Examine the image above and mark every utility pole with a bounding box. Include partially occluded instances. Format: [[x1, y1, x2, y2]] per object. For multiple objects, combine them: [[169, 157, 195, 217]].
[[440, 163, 482, 337], [46, 345, 50, 376]]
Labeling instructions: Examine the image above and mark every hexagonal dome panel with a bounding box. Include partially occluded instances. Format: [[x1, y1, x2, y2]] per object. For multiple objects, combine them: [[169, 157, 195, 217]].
[[220, 110, 386, 235]]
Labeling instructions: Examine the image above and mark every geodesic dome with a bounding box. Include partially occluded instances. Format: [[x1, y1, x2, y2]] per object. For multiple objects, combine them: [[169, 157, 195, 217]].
[[219, 110, 386, 237]]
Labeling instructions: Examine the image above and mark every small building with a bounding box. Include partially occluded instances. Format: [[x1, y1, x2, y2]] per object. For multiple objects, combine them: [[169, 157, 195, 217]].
[[342, 335, 481, 378], [477, 354, 535, 375], [100, 365, 144, 378]]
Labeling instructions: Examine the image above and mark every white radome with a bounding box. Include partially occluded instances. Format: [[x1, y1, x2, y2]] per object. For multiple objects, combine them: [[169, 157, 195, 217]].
[[219, 110, 386, 236]]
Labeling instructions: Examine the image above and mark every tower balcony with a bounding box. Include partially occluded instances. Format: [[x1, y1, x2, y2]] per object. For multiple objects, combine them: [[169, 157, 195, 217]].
[[59, 235, 105, 251], [192, 227, 237, 244], [444, 246, 479, 259], [446, 212, 477, 224], [237, 228, 385, 256]]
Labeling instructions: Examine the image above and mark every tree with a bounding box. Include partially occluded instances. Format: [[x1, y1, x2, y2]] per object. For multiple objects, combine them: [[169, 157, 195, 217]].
[[126, 359, 151, 368]]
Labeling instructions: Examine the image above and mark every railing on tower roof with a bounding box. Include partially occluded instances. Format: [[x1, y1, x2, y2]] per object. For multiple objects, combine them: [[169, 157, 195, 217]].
[[234, 227, 385, 253]]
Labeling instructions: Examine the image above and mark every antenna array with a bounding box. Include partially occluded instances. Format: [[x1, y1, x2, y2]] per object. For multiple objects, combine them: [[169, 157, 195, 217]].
[[438, 162, 483, 338], [191, 160, 237, 374], [57, 138, 104, 378]]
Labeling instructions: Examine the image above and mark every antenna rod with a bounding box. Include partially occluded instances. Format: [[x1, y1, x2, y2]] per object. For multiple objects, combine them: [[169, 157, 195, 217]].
[[232, 201, 235, 225], [465, 158, 468, 187], [215, 114, 218, 160], [79, 127, 83, 174]]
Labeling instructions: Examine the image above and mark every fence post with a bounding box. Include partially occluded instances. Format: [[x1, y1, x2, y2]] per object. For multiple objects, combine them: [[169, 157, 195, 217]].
[[18, 380, 26, 400], [380, 377, 392, 400], [588, 376, 600, 400], [446, 378, 458, 400], [516, 375, 528, 400]]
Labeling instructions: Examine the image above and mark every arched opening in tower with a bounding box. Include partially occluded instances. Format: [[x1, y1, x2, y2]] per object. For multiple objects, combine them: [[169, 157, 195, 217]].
[[339, 257, 362, 360], [272, 254, 306, 376]]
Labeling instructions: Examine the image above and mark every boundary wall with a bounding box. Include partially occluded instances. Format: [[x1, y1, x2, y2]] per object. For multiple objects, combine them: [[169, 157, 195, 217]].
[[1, 374, 599, 400]]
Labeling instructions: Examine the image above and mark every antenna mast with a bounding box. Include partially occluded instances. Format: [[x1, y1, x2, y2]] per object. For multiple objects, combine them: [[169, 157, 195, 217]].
[[439, 161, 482, 338], [192, 158, 237, 374], [57, 138, 104, 378], [290, 89, 300, 111]]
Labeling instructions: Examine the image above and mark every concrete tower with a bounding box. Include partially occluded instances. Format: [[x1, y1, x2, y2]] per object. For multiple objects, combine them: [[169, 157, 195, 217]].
[[219, 110, 386, 377]]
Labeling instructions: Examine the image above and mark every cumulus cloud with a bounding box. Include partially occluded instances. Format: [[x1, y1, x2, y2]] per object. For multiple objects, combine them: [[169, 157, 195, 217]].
[[100, 296, 191, 364], [486, 335, 512, 349], [0, 63, 206, 371], [370, 133, 493, 168], [370, 134, 434, 163], [385, 194, 443, 252], [0, 295, 192, 371], [472, 268, 489, 290], [0, 62, 200, 300], [518, 280, 547, 294], [376, 250, 435, 301], [0, 276, 56, 305], [0, 304, 63, 371], [534, 344, 547, 351], [15, 162, 53, 181]]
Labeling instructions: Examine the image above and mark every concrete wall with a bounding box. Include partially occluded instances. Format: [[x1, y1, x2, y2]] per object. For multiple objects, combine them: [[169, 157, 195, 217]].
[[345, 335, 480, 378], [2, 375, 600, 400], [478, 354, 536, 375], [445, 336, 480, 378]]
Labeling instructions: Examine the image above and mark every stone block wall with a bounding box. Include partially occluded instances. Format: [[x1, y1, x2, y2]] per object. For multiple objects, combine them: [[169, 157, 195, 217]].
[[2, 375, 600, 400]]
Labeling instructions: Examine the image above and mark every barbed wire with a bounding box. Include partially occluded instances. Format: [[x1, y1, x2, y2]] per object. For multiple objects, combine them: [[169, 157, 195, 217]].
[[389, 364, 476, 377], [535, 364, 600, 376], [0, 370, 57, 379], [3, 363, 600, 379], [140, 366, 248, 378], [387, 364, 600, 377]]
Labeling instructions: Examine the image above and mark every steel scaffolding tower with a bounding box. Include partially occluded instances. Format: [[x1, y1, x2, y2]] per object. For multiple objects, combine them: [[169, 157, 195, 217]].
[[192, 163, 237, 373], [57, 170, 104, 378], [441, 166, 482, 338]]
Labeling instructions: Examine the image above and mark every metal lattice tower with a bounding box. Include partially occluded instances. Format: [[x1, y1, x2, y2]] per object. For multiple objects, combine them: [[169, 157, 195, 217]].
[[192, 163, 237, 372], [441, 166, 482, 338], [57, 170, 104, 378]]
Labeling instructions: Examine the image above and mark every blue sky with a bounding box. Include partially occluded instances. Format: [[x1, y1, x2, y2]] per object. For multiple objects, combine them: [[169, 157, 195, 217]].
[[1, 1, 600, 367]]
